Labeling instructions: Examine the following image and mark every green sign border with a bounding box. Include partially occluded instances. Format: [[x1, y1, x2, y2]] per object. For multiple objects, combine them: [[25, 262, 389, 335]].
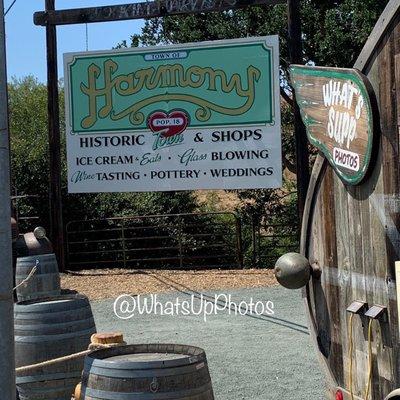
[[66, 39, 276, 134], [290, 65, 377, 186]]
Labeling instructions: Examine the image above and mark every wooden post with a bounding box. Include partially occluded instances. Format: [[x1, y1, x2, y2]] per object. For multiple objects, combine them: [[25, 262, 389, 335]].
[[0, 1, 15, 398], [287, 0, 310, 221], [45, 0, 65, 271], [34, 0, 287, 26]]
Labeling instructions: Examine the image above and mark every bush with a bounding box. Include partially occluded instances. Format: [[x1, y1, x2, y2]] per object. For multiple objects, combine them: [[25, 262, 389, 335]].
[[9, 77, 199, 233]]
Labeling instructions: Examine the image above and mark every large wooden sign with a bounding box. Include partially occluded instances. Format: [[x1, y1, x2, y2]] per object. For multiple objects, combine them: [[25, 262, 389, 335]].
[[34, 0, 286, 26], [64, 36, 282, 193], [290, 65, 377, 185]]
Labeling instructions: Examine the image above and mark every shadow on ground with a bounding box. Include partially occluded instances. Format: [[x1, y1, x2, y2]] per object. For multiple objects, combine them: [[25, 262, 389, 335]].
[[91, 286, 326, 400]]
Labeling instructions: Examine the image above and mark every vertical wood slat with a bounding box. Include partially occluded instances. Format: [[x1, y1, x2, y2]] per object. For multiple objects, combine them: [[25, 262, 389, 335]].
[[373, 17, 398, 399], [322, 169, 343, 384]]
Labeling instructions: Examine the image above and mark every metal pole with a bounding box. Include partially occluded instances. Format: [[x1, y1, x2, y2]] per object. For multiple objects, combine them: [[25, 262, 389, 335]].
[[287, 0, 310, 221], [251, 214, 258, 269], [46, 0, 65, 271], [234, 214, 244, 269], [121, 219, 127, 269], [0, 0, 16, 398]]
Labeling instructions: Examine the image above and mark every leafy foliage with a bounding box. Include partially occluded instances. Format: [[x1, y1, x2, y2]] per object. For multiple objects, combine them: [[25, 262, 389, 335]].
[[126, 1, 388, 68], [302, 0, 388, 67], [122, 0, 387, 223], [9, 77, 198, 232], [9, 77, 59, 228]]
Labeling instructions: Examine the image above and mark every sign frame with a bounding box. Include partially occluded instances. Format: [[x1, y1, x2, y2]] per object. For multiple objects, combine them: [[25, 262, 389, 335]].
[[64, 36, 282, 194], [290, 64, 379, 186]]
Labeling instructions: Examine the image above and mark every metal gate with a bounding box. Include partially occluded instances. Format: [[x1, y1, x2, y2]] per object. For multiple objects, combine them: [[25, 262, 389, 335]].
[[66, 212, 243, 270], [252, 222, 299, 268]]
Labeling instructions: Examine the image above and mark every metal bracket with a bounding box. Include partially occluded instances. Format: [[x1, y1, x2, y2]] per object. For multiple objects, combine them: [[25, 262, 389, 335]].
[[310, 263, 322, 279], [346, 301, 368, 315], [365, 305, 388, 322]]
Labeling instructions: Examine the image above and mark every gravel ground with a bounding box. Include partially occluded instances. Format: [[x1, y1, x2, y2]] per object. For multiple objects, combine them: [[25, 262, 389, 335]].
[[91, 286, 326, 400], [62, 269, 277, 300]]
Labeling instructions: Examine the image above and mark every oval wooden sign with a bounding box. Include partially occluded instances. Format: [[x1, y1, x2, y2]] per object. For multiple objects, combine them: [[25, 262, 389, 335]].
[[290, 65, 378, 185]]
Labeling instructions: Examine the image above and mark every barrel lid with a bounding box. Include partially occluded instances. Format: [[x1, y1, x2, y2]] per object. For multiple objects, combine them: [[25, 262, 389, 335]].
[[85, 344, 207, 371]]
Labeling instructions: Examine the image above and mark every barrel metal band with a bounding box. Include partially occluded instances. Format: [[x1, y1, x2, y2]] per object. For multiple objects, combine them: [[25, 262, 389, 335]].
[[83, 383, 213, 400], [15, 327, 96, 342], [16, 370, 82, 384], [83, 362, 205, 379], [15, 317, 95, 331], [16, 290, 61, 300], [14, 305, 92, 318]]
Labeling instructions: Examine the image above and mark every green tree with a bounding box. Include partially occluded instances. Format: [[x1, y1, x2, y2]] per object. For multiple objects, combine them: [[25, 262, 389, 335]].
[[8, 77, 198, 232], [9, 76, 61, 229], [123, 1, 388, 178], [127, 1, 388, 68], [118, 0, 388, 265]]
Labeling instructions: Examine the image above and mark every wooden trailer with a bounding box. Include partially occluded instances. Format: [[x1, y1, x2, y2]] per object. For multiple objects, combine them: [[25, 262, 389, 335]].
[[275, 1, 400, 399]]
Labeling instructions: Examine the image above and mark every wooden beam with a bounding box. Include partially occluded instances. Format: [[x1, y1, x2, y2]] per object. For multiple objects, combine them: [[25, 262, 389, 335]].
[[287, 0, 310, 221], [46, 0, 65, 272], [34, 0, 286, 26]]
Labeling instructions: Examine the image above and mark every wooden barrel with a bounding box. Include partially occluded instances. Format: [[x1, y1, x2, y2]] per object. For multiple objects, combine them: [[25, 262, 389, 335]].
[[80, 344, 214, 400], [15, 295, 97, 400], [299, 2, 400, 398], [15, 253, 61, 302]]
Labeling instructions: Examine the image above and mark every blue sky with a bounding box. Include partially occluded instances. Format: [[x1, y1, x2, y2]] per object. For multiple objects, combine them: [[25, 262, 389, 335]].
[[4, 0, 144, 82]]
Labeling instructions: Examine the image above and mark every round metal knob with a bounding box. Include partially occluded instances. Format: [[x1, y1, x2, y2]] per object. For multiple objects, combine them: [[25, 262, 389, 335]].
[[274, 252, 311, 289], [33, 226, 47, 239]]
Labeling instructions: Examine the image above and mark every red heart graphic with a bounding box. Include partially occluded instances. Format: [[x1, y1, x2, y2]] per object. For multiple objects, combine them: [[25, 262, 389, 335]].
[[147, 110, 189, 138]]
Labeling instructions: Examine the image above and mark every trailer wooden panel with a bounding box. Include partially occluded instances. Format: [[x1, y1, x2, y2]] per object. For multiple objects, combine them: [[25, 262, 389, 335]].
[[301, 2, 400, 398]]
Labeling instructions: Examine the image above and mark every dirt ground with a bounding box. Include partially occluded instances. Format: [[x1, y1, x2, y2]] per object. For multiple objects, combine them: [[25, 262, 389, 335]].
[[61, 269, 277, 300]]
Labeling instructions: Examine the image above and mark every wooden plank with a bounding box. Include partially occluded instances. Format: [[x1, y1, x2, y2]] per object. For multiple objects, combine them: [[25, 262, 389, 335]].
[[287, 0, 310, 221], [33, 0, 286, 26], [321, 169, 342, 384], [302, 158, 340, 389], [300, 155, 326, 255], [302, 4, 400, 399], [342, 185, 361, 397], [332, 171, 353, 394], [373, 16, 400, 398]]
